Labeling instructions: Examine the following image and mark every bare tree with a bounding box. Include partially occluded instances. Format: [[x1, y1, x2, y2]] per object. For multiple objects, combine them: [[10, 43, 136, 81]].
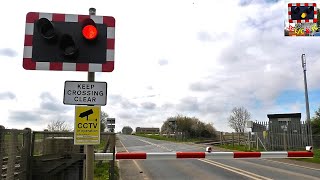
[[47, 119, 72, 132], [228, 106, 251, 133]]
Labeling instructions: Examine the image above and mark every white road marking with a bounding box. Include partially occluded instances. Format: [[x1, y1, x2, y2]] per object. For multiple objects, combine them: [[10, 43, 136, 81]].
[[118, 137, 150, 180], [199, 159, 273, 180], [262, 159, 320, 171], [236, 159, 320, 180], [134, 137, 273, 179], [136, 138, 174, 151]]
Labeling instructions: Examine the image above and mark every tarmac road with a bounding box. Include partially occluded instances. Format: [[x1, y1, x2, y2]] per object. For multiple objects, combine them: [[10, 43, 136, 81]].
[[116, 134, 320, 180]]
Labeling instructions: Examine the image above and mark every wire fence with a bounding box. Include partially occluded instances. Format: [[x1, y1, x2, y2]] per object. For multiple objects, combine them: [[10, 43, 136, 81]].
[[203, 121, 316, 151], [252, 121, 313, 151]]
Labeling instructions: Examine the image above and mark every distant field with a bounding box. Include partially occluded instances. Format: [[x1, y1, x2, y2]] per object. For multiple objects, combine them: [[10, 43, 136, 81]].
[[133, 133, 208, 143]]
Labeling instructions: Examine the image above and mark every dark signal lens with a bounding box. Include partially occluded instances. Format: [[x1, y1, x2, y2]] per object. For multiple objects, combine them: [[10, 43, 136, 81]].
[[36, 18, 56, 40], [82, 25, 98, 40], [60, 34, 78, 59], [293, 7, 300, 14]]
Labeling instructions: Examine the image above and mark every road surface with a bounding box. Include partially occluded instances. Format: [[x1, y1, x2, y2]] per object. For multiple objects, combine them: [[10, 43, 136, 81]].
[[116, 134, 320, 180]]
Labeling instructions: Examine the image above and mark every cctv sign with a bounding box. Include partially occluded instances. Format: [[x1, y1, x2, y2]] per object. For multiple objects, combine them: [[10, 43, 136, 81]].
[[74, 106, 100, 145], [63, 81, 107, 105]]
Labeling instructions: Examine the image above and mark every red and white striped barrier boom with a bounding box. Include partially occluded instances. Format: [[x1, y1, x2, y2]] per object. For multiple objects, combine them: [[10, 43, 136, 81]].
[[95, 151, 313, 160]]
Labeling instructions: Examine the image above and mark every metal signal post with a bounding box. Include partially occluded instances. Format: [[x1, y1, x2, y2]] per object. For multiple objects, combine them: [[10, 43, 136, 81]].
[[85, 8, 96, 180], [301, 54, 313, 146]]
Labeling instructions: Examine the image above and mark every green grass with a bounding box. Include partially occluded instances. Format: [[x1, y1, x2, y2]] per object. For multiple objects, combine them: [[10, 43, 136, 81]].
[[94, 139, 107, 151], [294, 148, 320, 164], [134, 133, 210, 143], [94, 161, 119, 180], [217, 144, 265, 152]]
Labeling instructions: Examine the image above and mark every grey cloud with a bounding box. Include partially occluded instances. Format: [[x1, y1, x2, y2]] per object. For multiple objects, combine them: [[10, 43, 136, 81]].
[[8, 111, 42, 122], [158, 59, 168, 66], [211, 2, 313, 105], [121, 100, 138, 109], [118, 111, 131, 119], [177, 97, 199, 112], [161, 103, 175, 110], [40, 92, 70, 112], [0, 48, 18, 57], [133, 94, 159, 99], [141, 102, 156, 110], [108, 94, 138, 109], [118, 109, 153, 122], [238, 0, 253, 6], [0, 92, 16, 100], [136, 113, 149, 119], [109, 94, 122, 102], [238, 0, 279, 6], [189, 81, 220, 92]]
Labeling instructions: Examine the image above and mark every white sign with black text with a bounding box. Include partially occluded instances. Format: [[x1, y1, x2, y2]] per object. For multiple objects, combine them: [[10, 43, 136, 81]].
[[63, 81, 107, 105]]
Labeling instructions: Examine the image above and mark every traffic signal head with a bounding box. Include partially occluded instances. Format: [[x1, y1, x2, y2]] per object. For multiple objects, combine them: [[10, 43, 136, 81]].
[[32, 16, 106, 63], [23, 12, 115, 72], [288, 3, 317, 23]]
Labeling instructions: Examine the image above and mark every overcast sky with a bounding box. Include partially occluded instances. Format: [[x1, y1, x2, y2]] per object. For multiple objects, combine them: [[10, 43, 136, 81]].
[[1, 0, 320, 132]]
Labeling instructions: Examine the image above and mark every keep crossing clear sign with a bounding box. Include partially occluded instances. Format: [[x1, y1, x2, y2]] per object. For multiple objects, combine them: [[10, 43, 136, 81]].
[[74, 106, 101, 145]]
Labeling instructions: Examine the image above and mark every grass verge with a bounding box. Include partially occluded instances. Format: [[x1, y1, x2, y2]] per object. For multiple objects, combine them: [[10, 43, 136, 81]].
[[294, 149, 320, 164], [94, 161, 119, 180], [134, 133, 209, 143], [217, 144, 263, 152]]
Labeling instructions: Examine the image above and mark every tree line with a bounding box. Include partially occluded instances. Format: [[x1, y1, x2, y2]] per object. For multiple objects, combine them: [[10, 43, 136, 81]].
[[46, 105, 320, 136], [160, 115, 217, 138]]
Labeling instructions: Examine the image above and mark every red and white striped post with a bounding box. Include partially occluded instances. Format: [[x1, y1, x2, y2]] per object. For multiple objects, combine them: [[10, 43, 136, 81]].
[[94, 151, 313, 161]]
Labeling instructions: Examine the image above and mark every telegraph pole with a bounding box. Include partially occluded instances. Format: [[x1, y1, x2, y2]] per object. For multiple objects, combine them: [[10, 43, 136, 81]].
[[301, 54, 313, 146]]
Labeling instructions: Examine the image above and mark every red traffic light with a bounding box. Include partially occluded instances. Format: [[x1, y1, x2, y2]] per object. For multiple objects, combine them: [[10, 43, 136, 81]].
[[81, 18, 98, 40], [82, 25, 98, 40]]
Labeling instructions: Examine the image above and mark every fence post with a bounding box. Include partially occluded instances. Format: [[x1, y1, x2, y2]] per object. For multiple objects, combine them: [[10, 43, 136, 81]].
[[248, 132, 251, 150], [238, 133, 240, 146], [23, 128, 32, 180], [220, 132, 223, 145], [283, 131, 287, 151], [0, 125, 5, 179], [110, 133, 116, 180], [7, 130, 18, 179], [256, 133, 259, 150], [232, 132, 234, 147]]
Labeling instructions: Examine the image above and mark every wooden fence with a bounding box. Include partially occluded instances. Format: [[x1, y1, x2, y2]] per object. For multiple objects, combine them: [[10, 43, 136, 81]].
[[0, 125, 116, 180], [0, 126, 31, 180]]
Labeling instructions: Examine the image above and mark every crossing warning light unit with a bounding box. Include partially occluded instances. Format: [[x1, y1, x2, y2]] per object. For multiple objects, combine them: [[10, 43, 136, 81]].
[[23, 12, 115, 72], [288, 3, 317, 23]]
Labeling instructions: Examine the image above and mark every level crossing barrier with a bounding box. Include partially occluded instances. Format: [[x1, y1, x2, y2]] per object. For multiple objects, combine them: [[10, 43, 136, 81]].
[[94, 151, 313, 160]]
